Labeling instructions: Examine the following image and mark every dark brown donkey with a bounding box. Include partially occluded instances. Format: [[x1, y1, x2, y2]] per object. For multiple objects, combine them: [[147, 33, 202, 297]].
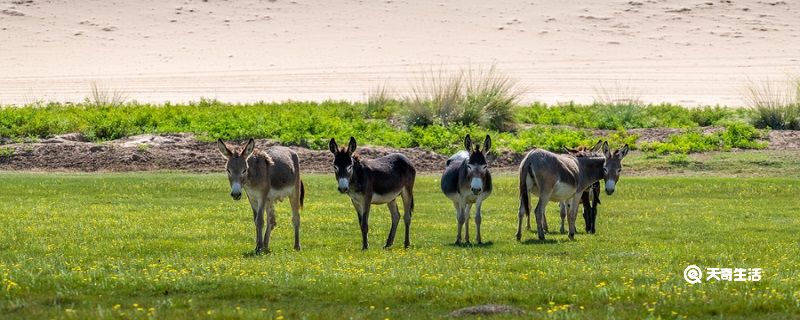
[[441, 134, 493, 245], [218, 139, 305, 254], [517, 141, 628, 241], [329, 137, 416, 250]]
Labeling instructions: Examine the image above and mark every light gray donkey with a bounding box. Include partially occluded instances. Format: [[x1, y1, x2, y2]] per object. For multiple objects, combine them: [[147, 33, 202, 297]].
[[517, 141, 628, 241], [441, 134, 493, 245], [218, 139, 305, 254]]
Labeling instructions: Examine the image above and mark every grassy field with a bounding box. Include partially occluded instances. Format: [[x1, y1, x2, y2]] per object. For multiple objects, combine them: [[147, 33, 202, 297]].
[[1, 172, 799, 319]]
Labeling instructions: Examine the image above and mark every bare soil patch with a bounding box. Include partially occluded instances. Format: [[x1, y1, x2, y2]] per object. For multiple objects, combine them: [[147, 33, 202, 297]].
[[0, 131, 798, 173]]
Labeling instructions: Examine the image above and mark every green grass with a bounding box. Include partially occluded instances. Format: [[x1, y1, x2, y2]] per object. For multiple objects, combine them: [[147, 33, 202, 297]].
[[1, 173, 799, 319]]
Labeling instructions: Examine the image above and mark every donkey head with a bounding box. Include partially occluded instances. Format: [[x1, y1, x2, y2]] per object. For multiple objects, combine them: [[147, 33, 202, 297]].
[[464, 134, 491, 195], [217, 138, 255, 201], [601, 141, 629, 195], [329, 136, 358, 193]]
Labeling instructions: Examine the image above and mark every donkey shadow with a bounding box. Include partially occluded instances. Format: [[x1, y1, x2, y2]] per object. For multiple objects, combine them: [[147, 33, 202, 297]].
[[520, 238, 559, 245], [446, 241, 495, 248]]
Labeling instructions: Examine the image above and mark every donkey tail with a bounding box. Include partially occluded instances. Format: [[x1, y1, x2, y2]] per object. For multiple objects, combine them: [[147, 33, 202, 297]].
[[300, 179, 305, 209], [408, 177, 415, 212], [519, 162, 531, 216]]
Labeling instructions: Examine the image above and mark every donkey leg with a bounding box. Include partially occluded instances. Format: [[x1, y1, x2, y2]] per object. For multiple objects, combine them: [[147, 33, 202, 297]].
[[534, 195, 551, 241], [254, 206, 265, 253], [516, 204, 526, 241], [559, 202, 567, 234], [464, 202, 473, 245], [401, 189, 413, 248], [385, 200, 401, 248], [291, 194, 302, 251], [567, 197, 580, 240], [454, 202, 464, 245], [263, 202, 276, 253], [360, 202, 371, 250], [475, 199, 484, 244]]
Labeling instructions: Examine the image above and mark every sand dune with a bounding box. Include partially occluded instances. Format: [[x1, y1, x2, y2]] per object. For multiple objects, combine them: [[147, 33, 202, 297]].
[[1, 0, 799, 106]]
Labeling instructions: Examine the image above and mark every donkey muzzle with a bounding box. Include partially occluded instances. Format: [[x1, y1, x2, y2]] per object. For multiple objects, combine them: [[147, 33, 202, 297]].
[[337, 178, 350, 193], [605, 180, 616, 195], [230, 182, 243, 200], [470, 178, 483, 195]]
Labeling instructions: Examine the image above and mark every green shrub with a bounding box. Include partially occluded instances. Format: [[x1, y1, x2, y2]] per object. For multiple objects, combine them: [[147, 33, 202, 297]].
[[640, 123, 766, 154], [746, 79, 800, 130], [719, 122, 768, 150], [516, 103, 746, 129], [401, 66, 520, 131], [463, 66, 520, 131], [364, 84, 399, 119]]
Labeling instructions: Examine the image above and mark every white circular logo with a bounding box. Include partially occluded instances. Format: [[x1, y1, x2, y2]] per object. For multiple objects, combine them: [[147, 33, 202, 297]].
[[684, 265, 703, 284]]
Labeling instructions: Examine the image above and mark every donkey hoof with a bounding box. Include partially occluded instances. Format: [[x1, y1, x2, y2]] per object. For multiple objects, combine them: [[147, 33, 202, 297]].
[[404, 242, 410, 249], [294, 245, 301, 251], [568, 233, 575, 240]]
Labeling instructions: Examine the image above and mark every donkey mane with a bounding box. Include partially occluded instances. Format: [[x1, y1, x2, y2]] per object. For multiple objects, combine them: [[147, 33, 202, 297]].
[[231, 147, 275, 166], [339, 147, 362, 164]]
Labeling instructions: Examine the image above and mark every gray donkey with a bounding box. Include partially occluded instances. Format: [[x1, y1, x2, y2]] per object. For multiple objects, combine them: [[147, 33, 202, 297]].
[[441, 134, 493, 245], [329, 137, 416, 250], [517, 141, 628, 241], [218, 139, 305, 254]]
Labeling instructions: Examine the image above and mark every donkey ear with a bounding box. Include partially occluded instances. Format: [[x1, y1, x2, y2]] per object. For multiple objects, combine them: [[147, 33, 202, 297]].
[[347, 136, 357, 154], [483, 134, 492, 152], [618, 144, 630, 158], [328, 138, 338, 154], [464, 134, 472, 151], [602, 141, 610, 157], [241, 138, 255, 157], [217, 139, 233, 159], [592, 140, 604, 152]]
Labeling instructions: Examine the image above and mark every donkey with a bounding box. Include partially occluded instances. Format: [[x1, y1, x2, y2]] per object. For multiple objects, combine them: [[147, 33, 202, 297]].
[[525, 141, 604, 234], [566, 142, 605, 234], [329, 137, 416, 250], [217, 139, 305, 253], [517, 141, 628, 241], [552, 142, 605, 234], [441, 134, 493, 245], [581, 181, 601, 234]]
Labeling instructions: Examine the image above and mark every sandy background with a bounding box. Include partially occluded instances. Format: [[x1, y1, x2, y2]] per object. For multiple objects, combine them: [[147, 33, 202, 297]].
[[1, 0, 799, 106]]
